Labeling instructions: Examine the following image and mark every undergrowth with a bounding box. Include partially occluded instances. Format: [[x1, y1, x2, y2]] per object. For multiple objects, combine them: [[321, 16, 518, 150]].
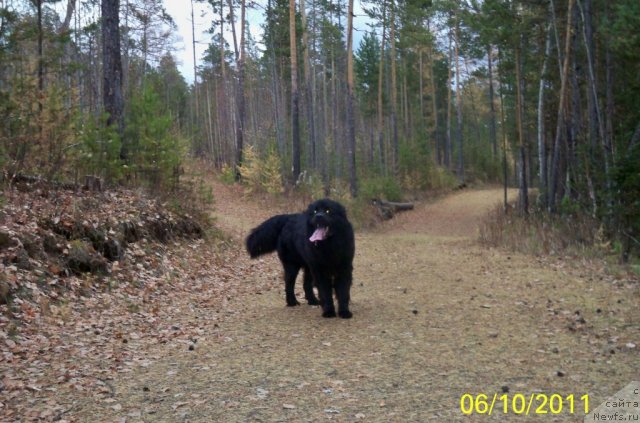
[[479, 205, 610, 257], [211, 150, 462, 230]]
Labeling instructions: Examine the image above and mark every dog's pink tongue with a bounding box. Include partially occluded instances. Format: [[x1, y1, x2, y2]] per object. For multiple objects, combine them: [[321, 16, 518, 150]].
[[309, 227, 328, 242]]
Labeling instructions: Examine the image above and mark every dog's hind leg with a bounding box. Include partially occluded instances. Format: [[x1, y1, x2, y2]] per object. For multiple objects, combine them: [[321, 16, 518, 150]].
[[284, 264, 301, 306], [302, 268, 320, 305]]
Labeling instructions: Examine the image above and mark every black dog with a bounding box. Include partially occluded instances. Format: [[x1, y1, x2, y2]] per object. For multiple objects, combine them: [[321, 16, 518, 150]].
[[246, 199, 355, 318]]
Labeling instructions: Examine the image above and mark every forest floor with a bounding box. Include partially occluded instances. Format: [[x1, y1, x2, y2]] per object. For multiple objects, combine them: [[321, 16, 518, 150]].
[[2, 178, 639, 422]]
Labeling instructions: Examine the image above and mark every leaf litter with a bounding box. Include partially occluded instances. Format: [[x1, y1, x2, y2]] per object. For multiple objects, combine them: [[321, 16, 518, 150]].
[[1, 181, 638, 422]]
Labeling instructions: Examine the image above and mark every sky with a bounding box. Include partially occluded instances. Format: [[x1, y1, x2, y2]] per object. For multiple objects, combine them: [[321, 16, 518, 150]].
[[163, 0, 371, 84]]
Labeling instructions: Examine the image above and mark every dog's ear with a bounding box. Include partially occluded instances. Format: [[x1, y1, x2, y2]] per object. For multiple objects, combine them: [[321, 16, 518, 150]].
[[306, 201, 318, 216], [333, 202, 347, 218]]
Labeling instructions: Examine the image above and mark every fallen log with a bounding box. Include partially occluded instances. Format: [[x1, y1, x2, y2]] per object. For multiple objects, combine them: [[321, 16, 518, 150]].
[[371, 199, 415, 220], [8, 173, 78, 190]]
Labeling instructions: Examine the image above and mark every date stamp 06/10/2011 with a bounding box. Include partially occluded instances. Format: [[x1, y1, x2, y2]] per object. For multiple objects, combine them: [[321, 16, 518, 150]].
[[460, 393, 589, 416], [459, 381, 640, 421]]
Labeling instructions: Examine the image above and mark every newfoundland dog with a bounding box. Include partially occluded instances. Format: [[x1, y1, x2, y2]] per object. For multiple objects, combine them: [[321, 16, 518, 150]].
[[246, 199, 355, 318]]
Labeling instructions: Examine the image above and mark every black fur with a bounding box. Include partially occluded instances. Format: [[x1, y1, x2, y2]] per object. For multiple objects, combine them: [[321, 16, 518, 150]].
[[246, 199, 355, 318]]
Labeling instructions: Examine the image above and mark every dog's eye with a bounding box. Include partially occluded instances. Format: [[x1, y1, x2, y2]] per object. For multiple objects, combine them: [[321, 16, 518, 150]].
[[313, 209, 318, 214], [325, 209, 331, 214]]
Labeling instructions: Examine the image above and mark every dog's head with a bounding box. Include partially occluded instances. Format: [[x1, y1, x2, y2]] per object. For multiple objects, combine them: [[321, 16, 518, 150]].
[[306, 199, 347, 243]]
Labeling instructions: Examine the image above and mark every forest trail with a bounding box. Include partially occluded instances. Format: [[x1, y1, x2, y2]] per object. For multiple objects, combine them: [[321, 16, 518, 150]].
[[70, 183, 638, 422]]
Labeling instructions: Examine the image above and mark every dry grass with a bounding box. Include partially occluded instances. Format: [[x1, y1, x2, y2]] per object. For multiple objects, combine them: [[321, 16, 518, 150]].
[[479, 205, 609, 257]]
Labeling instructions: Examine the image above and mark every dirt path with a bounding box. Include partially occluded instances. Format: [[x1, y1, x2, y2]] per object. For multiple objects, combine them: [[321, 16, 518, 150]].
[[71, 184, 639, 422]]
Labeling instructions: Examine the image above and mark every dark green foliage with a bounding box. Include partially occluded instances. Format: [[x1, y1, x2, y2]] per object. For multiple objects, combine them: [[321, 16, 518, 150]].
[[152, 55, 190, 131], [125, 83, 185, 189], [260, 0, 305, 83], [354, 31, 380, 117], [613, 140, 640, 260], [201, 33, 233, 75], [359, 175, 403, 202], [77, 114, 123, 183]]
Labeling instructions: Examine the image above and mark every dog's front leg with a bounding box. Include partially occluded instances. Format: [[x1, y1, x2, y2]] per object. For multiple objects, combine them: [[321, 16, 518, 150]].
[[302, 268, 320, 305], [314, 271, 336, 317], [334, 270, 353, 319]]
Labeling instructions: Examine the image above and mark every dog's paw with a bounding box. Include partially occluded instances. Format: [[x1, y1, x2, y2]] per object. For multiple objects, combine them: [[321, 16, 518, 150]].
[[322, 309, 337, 318], [286, 299, 301, 307], [338, 310, 353, 319], [307, 297, 321, 306]]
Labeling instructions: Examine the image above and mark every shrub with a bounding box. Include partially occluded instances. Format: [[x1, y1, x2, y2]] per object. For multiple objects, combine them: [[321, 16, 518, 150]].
[[359, 175, 403, 202], [76, 114, 124, 183], [238, 145, 283, 195], [219, 164, 236, 185], [479, 204, 607, 256], [125, 83, 186, 190], [296, 171, 327, 201]]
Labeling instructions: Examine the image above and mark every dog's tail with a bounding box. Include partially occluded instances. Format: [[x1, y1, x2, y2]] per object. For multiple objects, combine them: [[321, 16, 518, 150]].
[[246, 214, 291, 258]]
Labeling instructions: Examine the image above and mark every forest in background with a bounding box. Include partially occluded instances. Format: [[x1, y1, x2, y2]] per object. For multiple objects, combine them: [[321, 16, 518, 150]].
[[0, 0, 639, 260]]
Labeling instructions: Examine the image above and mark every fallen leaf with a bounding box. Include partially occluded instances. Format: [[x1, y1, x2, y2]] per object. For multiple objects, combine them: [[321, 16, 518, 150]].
[[171, 401, 189, 411]]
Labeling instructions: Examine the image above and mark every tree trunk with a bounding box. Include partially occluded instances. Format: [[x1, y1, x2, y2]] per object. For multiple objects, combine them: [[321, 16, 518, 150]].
[[604, 21, 614, 164], [403, 63, 410, 139], [290, 0, 301, 183], [267, 0, 285, 159], [419, 49, 424, 132], [537, 22, 552, 209], [234, 0, 246, 180], [300, 0, 316, 170], [226, 0, 239, 59], [549, 0, 574, 212], [454, 15, 464, 183], [464, 56, 482, 153], [427, 33, 440, 165], [376, 1, 387, 173], [445, 26, 453, 170], [577, 0, 611, 213], [36, 0, 44, 127], [102, 0, 125, 158], [389, 0, 398, 176], [205, 80, 216, 162], [515, 41, 528, 215], [190, 0, 199, 122], [346, 0, 357, 197], [59, 0, 76, 35], [331, 47, 340, 179], [487, 45, 497, 159], [217, 0, 228, 163], [321, 50, 330, 193], [219, 0, 226, 80], [497, 48, 509, 211]]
